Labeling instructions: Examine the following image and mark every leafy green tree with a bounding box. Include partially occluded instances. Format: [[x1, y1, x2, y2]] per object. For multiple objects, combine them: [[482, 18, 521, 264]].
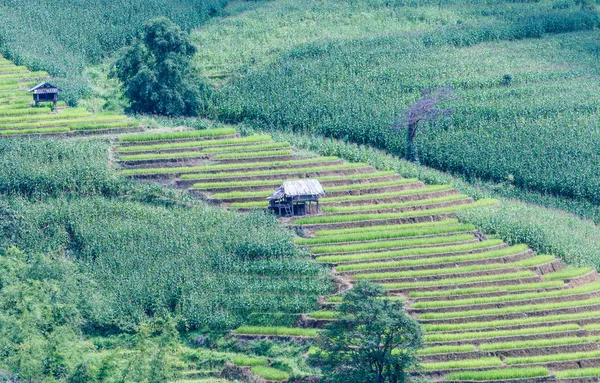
[[113, 17, 211, 116], [311, 282, 422, 383]]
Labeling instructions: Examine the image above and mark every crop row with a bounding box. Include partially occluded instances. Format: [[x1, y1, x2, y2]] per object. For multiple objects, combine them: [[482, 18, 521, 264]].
[[414, 280, 600, 309], [314, 219, 460, 236], [119, 127, 237, 142], [425, 324, 580, 342], [296, 223, 475, 245], [353, 255, 554, 281], [0, 115, 128, 130], [321, 194, 470, 213], [120, 156, 339, 176], [295, 199, 498, 225], [310, 233, 475, 255], [115, 134, 273, 152], [409, 280, 563, 299], [317, 239, 503, 264], [384, 270, 535, 290], [423, 310, 600, 333]]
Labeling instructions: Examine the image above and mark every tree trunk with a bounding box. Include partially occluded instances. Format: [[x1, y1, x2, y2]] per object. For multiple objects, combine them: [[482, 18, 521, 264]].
[[405, 122, 418, 163]]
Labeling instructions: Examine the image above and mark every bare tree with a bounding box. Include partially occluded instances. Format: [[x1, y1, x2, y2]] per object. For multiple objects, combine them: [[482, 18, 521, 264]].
[[392, 88, 454, 163]]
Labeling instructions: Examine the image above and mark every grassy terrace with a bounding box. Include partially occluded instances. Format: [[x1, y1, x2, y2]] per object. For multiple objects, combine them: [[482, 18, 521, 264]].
[[409, 281, 564, 299], [310, 233, 475, 254], [119, 127, 237, 142], [444, 368, 549, 381], [317, 239, 504, 264], [116, 134, 273, 152], [320, 194, 471, 213], [314, 219, 461, 236], [413, 280, 600, 308], [383, 270, 535, 290], [424, 324, 581, 342], [352, 255, 555, 281], [120, 156, 340, 176]]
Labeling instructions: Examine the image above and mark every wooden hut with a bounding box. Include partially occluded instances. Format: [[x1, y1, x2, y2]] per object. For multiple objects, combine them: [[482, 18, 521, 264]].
[[267, 179, 324, 217], [28, 82, 61, 109]]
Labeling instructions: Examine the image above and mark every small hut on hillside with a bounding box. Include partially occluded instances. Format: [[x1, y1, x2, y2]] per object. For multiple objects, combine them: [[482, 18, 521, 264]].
[[28, 82, 61, 109], [267, 179, 324, 217]]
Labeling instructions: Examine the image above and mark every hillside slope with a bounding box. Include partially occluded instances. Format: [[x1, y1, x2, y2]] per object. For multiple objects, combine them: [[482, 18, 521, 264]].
[[116, 126, 600, 382]]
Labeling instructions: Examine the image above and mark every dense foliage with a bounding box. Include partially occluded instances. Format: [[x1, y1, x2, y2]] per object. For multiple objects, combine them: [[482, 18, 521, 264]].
[[311, 282, 422, 383], [0, 0, 231, 104], [0, 138, 331, 380], [197, 0, 600, 206], [114, 18, 211, 116]]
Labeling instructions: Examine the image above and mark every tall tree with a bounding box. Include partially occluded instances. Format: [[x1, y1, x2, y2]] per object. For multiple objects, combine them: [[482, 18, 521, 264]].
[[392, 88, 453, 163], [113, 17, 211, 116], [311, 282, 422, 383]]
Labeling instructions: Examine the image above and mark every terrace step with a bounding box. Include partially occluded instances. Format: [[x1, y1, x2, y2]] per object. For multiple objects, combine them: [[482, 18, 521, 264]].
[[321, 188, 458, 207], [388, 275, 543, 295], [118, 134, 239, 146], [425, 329, 596, 347], [324, 197, 474, 215], [291, 211, 455, 231], [316, 238, 480, 258], [211, 154, 295, 164], [338, 248, 534, 276], [117, 140, 281, 155], [303, 230, 478, 247]]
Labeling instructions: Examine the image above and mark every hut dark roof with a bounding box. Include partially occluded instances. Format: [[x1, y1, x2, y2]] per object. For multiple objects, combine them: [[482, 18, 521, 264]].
[[28, 82, 61, 94], [267, 179, 325, 200]]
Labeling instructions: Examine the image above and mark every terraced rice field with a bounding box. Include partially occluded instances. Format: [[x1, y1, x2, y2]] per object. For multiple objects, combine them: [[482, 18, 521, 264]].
[[0, 56, 141, 137], [116, 128, 600, 382]]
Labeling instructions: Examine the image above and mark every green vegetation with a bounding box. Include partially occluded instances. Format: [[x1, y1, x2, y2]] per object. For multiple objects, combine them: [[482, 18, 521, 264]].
[[234, 326, 318, 337], [422, 357, 501, 371], [232, 356, 268, 367], [417, 345, 476, 355], [297, 224, 475, 245], [310, 282, 422, 383], [445, 367, 549, 381], [419, 297, 600, 321], [121, 157, 337, 176], [322, 185, 454, 203], [409, 280, 563, 299], [384, 270, 534, 290], [425, 324, 580, 342], [119, 127, 237, 142], [315, 219, 460, 237], [251, 366, 290, 381], [116, 135, 272, 152], [479, 336, 600, 351], [212, 149, 293, 160], [120, 151, 208, 161], [413, 278, 600, 308], [543, 267, 593, 280], [318, 239, 504, 264], [114, 17, 211, 116], [354, 255, 554, 282], [202, 142, 290, 153], [321, 194, 469, 213], [506, 350, 600, 365], [424, 310, 600, 332], [310, 233, 475, 255], [308, 311, 340, 320], [296, 199, 498, 225], [0, 0, 231, 103], [555, 368, 600, 379]]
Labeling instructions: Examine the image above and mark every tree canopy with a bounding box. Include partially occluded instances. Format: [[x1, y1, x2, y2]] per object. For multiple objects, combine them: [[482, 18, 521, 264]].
[[311, 282, 423, 383], [113, 17, 211, 116]]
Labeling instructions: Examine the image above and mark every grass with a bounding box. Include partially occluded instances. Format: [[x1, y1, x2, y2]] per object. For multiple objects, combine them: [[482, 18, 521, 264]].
[[555, 368, 600, 379], [542, 267, 593, 280], [353, 255, 555, 281], [418, 297, 600, 320], [385, 270, 534, 290], [119, 151, 208, 161], [315, 219, 460, 236], [422, 357, 502, 371], [417, 344, 476, 355], [423, 310, 600, 332], [182, 162, 368, 181], [211, 149, 293, 160], [308, 311, 339, 319], [201, 142, 290, 153], [251, 366, 290, 381], [310, 233, 475, 254], [317, 239, 504, 264], [409, 281, 563, 299], [68, 121, 139, 131], [413, 279, 600, 309], [234, 326, 318, 337], [115, 135, 273, 152], [321, 194, 470, 213], [0, 127, 71, 135], [121, 156, 338, 176], [321, 184, 454, 203], [444, 367, 549, 381], [506, 349, 600, 365], [119, 128, 237, 142], [295, 199, 498, 225], [296, 223, 475, 245], [424, 324, 580, 342], [232, 356, 268, 367], [0, 115, 128, 130], [0, 107, 51, 116], [479, 336, 600, 352], [336, 242, 518, 272]]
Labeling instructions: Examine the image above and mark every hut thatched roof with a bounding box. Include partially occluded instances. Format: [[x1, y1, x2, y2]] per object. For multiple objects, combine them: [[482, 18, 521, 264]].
[[267, 179, 324, 200]]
